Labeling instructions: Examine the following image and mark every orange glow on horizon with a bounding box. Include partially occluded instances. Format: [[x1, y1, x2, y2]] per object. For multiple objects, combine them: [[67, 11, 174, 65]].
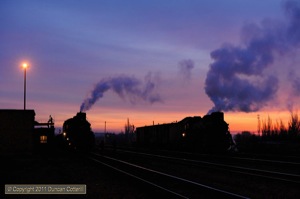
[[86, 111, 294, 134], [225, 110, 294, 135], [32, 101, 297, 135]]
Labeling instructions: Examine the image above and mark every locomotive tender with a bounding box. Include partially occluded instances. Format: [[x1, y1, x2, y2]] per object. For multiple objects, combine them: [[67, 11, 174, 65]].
[[136, 112, 234, 152]]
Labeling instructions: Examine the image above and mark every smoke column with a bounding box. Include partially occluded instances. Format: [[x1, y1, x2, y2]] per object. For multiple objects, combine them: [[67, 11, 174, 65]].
[[178, 59, 195, 80], [205, 0, 300, 113], [80, 73, 161, 112]]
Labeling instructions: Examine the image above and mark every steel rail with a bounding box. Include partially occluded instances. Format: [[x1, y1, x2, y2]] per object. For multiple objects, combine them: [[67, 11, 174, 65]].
[[106, 146, 300, 165], [113, 149, 300, 183], [89, 157, 189, 199], [91, 152, 250, 199]]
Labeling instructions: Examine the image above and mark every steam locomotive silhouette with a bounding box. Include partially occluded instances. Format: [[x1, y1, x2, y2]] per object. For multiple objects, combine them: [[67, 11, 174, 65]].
[[57, 112, 95, 150], [136, 112, 235, 152], [57, 111, 233, 152]]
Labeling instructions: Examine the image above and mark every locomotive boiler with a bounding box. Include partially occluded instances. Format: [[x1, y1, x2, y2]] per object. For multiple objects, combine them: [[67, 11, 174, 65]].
[[59, 112, 95, 151], [136, 112, 235, 152]]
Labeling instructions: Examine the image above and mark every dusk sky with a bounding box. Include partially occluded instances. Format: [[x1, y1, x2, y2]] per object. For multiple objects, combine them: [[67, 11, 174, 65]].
[[2, 0, 300, 133]]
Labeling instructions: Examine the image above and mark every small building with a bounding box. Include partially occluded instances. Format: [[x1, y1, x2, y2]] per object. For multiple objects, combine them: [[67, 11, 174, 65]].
[[33, 119, 55, 152], [0, 109, 35, 155], [0, 109, 55, 155]]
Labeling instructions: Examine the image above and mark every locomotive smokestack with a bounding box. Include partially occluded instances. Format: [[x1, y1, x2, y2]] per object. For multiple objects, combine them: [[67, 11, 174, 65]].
[[76, 112, 86, 121], [210, 112, 224, 122]]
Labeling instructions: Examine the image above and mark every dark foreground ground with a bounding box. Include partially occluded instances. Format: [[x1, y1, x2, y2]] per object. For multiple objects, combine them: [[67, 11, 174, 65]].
[[1, 147, 300, 199], [1, 149, 171, 199]]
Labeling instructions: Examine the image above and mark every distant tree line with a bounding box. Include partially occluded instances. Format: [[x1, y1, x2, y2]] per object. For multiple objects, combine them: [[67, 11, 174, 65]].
[[260, 111, 300, 141], [235, 111, 300, 154]]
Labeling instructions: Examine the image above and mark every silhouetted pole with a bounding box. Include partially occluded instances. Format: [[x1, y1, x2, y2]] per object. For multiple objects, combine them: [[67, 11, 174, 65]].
[[257, 114, 261, 136], [22, 63, 28, 110]]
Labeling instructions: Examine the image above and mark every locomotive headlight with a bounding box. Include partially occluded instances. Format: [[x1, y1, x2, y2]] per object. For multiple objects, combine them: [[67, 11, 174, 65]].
[[182, 132, 186, 137]]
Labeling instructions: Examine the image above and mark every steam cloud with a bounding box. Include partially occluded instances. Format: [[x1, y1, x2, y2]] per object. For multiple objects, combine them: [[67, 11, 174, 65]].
[[205, 0, 300, 113], [178, 59, 195, 80], [292, 77, 300, 96], [80, 73, 162, 112]]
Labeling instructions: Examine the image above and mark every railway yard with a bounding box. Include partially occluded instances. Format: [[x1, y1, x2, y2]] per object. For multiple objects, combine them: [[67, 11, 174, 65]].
[[2, 146, 300, 198]]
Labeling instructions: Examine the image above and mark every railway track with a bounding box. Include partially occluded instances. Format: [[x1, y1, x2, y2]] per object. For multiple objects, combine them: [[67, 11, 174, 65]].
[[87, 147, 300, 198], [88, 152, 250, 199], [113, 148, 300, 183]]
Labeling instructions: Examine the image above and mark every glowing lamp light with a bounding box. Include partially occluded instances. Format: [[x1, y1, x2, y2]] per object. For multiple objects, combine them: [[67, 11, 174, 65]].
[[22, 63, 28, 69]]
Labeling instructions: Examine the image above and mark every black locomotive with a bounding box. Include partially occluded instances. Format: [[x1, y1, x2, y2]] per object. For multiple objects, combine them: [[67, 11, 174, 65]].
[[58, 112, 95, 151], [136, 112, 235, 152]]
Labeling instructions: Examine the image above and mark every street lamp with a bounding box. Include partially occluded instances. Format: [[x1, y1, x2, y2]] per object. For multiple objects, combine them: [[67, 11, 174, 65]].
[[22, 63, 28, 110]]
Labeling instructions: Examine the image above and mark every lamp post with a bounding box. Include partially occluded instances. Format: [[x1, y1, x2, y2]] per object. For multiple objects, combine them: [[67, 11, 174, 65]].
[[22, 63, 28, 110]]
